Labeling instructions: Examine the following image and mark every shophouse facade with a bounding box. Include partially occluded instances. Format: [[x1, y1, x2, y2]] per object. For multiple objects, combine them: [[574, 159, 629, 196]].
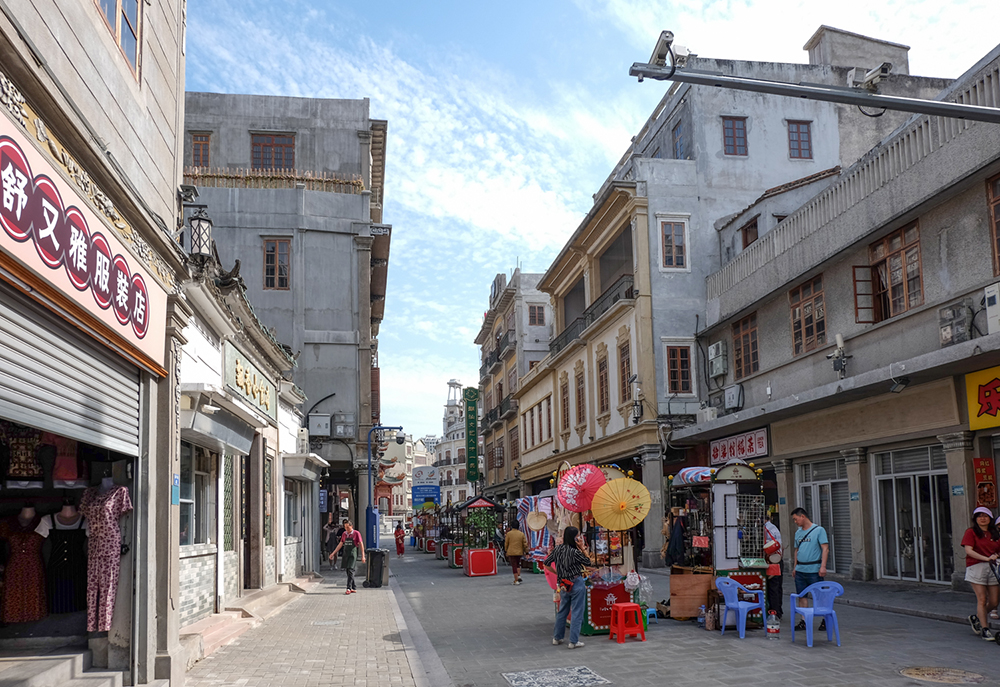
[[673, 42, 1000, 589], [515, 26, 951, 567], [182, 93, 392, 533], [476, 271, 552, 502]]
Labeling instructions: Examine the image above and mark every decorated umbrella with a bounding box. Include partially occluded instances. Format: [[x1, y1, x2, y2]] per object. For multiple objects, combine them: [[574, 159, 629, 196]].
[[591, 478, 651, 531], [556, 464, 606, 513]]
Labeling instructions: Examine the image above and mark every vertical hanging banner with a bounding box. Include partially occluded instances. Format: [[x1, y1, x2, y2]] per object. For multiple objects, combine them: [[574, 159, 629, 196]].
[[464, 387, 480, 483], [974, 457, 998, 509]]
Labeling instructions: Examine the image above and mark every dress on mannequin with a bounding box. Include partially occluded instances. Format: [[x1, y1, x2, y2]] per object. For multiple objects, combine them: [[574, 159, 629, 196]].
[[0, 422, 44, 488], [36, 508, 89, 613], [80, 483, 132, 631], [0, 509, 47, 622]]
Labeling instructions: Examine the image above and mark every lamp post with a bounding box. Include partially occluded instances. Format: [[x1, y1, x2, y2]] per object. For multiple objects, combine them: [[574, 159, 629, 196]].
[[366, 424, 402, 552]]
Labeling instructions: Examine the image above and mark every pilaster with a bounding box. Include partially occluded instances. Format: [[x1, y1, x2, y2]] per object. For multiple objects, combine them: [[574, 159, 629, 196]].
[[772, 458, 796, 561], [937, 431, 975, 589], [841, 448, 873, 581], [639, 444, 666, 568]]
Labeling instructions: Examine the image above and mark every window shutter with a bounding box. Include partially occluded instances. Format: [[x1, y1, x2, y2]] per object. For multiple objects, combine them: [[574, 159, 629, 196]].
[[853, 266, 875, 324]]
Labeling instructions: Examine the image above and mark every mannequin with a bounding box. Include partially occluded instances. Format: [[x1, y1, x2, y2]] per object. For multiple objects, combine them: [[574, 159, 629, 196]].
[[18, 505, 36, 523], [80, 476, 132, 631], [100, 476, 115, 493], [0, 502, 46, 622], [58, 502, 80, 524], [38, 498, 88, 614]]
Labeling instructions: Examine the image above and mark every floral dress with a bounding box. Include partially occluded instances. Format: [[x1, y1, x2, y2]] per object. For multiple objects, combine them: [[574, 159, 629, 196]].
[[0, 514, 47, 623], [80, 485, 132, 631]]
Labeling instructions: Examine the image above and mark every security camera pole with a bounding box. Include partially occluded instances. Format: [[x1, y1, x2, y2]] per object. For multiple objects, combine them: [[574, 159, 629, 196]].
[[629, 30, 1000, 124], [366, 424, 403, 553]]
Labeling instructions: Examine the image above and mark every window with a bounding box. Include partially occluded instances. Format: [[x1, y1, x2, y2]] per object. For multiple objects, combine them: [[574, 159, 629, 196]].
[[673, 121, 685, 159], [989, 175, 1000, 275], [855, 224, 923, 323], [509, 431, 519, 467], [722, 117, 748, 156], [788, 121, 812, 159], [495, 439, 504, 468], [96, 0, 140, 70], [666, 346, 692, 394], [459, 489, 467, 501], [264, 239, 290, 289], [179, 442, 215, 546], [192, 134, 210, 168], [575, 371, 586, 426], [445, 450, 451, 461], [661, 221, 686, 269], [651, 147, 662, 159], [741, 219, 758, 249], [619, 341, 632, 402], [508, 368, 518, 394], [560, 380, 570, 431], [789, 276, 826, 355], [529, 408, 535, 446], [546, 399, 552, 440], [284, 479, 298, 538], [506, 311, 515, 331], [459, 468, 466, 481], [732, 313, 759, 380], [529, 360, 539, 370], [529, 305, 545, 326], [251, 134, 295, 170], [598, 358, 610, 414]]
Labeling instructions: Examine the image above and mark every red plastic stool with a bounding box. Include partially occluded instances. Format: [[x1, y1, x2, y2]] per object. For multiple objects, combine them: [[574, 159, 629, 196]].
[[609, 602, 645, 643]]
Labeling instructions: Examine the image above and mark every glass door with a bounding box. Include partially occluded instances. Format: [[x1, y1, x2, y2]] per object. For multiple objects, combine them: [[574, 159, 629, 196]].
[[915, 474, 954, 583], [878, 476, 919, 580]]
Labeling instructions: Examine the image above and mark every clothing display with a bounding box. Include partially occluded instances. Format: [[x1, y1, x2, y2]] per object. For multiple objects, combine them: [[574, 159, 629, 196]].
[[0, 514, 47, 623], [37, 513, 89, 614], [79, 485, 132, 632], [0, 421, 44, 488], [40, 432, 88, 488]]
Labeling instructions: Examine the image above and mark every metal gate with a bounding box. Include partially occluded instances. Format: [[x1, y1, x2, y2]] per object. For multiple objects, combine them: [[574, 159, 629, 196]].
[[0, 283, 139, 454]]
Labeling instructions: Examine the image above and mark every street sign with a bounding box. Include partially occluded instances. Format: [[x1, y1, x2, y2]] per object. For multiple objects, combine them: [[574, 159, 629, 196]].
[[464, 387, 480, 482]]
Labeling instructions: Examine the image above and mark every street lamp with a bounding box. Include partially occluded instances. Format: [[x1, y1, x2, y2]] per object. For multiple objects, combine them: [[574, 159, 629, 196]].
[[366, 424, 403, 551], [188, 207, 214, 258]]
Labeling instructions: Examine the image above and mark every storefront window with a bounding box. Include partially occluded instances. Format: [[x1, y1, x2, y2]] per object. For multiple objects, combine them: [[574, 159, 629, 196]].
[[284, 479, 298, 538], [798, 458, 849, 574], [180, 442, 216, 546]]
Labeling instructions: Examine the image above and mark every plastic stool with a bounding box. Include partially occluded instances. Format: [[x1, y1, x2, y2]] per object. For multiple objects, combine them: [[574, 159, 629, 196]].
[[609, 602, 645, 643], [645, 607, 658, 625]]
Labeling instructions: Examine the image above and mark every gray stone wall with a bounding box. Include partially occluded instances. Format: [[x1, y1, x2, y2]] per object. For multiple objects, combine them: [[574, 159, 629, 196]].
[[223, 550, 239, 606], [264, 546, 276, 587], [284, 537, 303, 579], [179, 545, 217, 626]]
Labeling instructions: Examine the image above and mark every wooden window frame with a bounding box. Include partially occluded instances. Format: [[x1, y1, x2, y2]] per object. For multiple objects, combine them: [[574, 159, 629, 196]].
[[788, 121, 813, 159], [722, 117, 748, 156], [546, 398, 552, 440], [509, 430, 519, 468], [672, 121, 685, 160], [251, 134, 296, 171], [732, 313, 759, 380], [661, 220, 687, 270], [618, 341, 632, 403], [789, 275, 826, 355], [857, 223, 923, 323], [95, 0, 141, 73], [560, 381, 570, 431], [989, 174, 1000, 276], [529, 305, 545, 326], [263, 239, 290, 290], [741, 219, 759, 249], [666, 346, 692, 394], [597, 357, 610, 415], [575, 371, 586, 427], [528, 407, 535, 447], [192, 133, 210, 168]]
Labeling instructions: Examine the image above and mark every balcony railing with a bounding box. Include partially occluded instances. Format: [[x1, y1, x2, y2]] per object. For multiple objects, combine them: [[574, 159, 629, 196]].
[[487, 346, 503, 373], [498, 329, 515, 358], [483, 407, 500, 428], [480, 360, 489, 380], [499, 394, 517, 420], [549, 275, 635, 355]]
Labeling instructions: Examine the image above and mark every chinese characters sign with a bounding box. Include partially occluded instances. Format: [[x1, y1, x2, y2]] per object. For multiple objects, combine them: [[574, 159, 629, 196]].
[[0, 124, 165, 367], [464, 387, 479, 482], [966, 367, 1000, 431], [224, 342, 276, 421], [974, 457, 998, 509], [710, 428, 768, 466]]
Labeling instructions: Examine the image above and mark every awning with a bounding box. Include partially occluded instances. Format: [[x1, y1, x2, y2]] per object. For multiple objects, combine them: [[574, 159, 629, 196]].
[[282, 452, 330, 482]]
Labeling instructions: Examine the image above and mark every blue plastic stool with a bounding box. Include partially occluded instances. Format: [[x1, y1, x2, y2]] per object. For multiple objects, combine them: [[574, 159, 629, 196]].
[[646, 607, 658, 625]]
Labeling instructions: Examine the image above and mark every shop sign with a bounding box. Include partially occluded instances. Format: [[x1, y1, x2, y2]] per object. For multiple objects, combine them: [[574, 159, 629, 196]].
[[973, 457, 998, 509], [224, 341, 277, 420], [319, 488, 328, 512], [0, 104, 167, 369], [965, 366, 1000, 431], [952, 485, 965, 496], [464, 387, 479, 482], [412, 466, 440, 508], [710, 428, 768, 465]]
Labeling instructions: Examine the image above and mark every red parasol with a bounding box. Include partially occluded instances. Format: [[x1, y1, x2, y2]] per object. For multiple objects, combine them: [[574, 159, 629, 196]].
[[556, 464, 606, 513]]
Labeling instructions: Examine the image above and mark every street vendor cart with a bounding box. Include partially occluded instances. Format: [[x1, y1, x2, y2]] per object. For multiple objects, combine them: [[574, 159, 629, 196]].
[[456, 495, 504, 577]]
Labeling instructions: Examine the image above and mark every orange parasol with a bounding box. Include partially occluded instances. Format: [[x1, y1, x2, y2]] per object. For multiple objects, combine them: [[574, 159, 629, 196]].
[[590, 478, 651, 531]]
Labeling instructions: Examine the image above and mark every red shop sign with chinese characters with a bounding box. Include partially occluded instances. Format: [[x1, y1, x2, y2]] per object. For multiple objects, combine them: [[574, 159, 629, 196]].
[[973, 457, 998, 509], [0, 124, 165, 368], [711, 428, 768, 466]]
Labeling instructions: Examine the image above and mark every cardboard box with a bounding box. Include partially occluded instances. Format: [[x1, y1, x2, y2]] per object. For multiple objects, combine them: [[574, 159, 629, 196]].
[[669, 569, 714, 618]]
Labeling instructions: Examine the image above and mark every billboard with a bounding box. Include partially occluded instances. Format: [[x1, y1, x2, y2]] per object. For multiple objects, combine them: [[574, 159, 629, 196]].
[[412, 465, 440, 509]]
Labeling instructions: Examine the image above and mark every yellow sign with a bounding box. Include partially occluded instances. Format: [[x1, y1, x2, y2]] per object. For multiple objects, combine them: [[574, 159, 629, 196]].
[[225, 341, 276, 420], [966, 366, 1000, 430]]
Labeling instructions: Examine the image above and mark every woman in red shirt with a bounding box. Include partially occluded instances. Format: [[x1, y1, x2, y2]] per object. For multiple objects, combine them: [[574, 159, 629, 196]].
[[328, 521, 366, 595], [394, 523, 406, 557], [961, 507, 999, 640]]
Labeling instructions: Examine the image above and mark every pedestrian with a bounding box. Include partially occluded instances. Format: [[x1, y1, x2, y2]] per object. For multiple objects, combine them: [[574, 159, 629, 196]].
[[764, 512, 783, 619], [328, 520, 366, 594], [545, 526, 592, 649], [329, 520, 346, 570], [791, 507, 828, 632], [505, 520, 529, 585], [394, 522, 406, 557], [962, 506, 999, 640]]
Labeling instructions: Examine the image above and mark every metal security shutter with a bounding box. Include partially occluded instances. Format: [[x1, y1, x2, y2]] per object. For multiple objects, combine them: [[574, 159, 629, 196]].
[[0, 283, 140, 454], [830, 482, 852, 574]]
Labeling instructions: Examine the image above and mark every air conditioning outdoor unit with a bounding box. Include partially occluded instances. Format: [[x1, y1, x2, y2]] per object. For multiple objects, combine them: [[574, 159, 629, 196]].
[[708, 341, 727, 378], [696, 407, 718, 423], [296, 427, 310, 454]]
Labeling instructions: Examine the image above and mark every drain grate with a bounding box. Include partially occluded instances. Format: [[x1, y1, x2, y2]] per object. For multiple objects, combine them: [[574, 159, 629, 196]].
[[502, 667, 610, 687], [899, 667, 986, 684], [312, 620, 344, 626]]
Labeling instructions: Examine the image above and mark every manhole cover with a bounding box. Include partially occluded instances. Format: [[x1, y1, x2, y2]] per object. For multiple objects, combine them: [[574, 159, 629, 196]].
[[900, 667, 986, 684], [312, 620, 343, 626], [502, 666, 609, 687]]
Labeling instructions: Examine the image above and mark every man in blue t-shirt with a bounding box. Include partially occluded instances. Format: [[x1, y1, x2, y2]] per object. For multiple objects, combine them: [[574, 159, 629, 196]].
[[791, 507, 829, 631]]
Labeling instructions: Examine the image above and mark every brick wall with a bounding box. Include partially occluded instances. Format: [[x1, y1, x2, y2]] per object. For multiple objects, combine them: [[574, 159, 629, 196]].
[[223, 551, 239, 606], [284, 537, 302, 579], [264, 546, 276, 587], [179, 545, 217, 626]]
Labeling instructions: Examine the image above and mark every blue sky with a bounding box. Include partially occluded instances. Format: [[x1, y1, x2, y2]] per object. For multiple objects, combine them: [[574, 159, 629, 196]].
[[185, 0, 998, 440]]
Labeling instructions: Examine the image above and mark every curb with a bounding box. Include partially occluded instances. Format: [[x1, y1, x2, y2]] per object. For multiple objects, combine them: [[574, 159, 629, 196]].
[[388, 574, 455, 687]]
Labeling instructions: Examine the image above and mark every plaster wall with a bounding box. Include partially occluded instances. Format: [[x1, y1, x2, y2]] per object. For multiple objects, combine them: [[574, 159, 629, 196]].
[[179, 320, 222, 385]]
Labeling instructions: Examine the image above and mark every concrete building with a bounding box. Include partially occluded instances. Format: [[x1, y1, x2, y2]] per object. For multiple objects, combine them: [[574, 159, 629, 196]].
[[475, 271, 553, 501], [181, 93, 392, 534], [515, 27, 951, 567], [0, 1, 189, 683], [432, 380, 476, 506], [670, 42, 1000, 589]]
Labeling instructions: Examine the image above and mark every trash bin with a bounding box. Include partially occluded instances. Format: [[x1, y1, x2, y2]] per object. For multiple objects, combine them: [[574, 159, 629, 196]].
[[363, 548, 389, 588]]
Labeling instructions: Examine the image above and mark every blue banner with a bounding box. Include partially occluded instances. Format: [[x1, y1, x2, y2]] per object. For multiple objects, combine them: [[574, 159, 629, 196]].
[[412, 484, 440, 509]]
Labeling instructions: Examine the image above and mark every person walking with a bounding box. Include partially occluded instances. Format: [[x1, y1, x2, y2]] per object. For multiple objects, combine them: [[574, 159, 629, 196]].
[[505, 520, 529, 585], [764, 513, 784, 619], [328, 521, 366, 594], [545, 526, 592, 649], [962, 506, 999, 640], [791, 507, 828, 632], [394, 522, 406, 557]]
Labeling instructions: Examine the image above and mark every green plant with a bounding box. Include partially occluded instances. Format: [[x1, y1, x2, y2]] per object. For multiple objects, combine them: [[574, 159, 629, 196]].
[[465, 509, 498, 549]]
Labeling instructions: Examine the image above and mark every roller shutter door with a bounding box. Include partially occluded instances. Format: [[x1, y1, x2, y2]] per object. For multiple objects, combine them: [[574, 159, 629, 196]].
[[0, 282, 140, 455]]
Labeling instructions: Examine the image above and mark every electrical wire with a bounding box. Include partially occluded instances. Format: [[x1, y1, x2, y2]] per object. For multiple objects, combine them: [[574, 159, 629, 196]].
[[858, 104, 887, 118], [665, 45, 677, 80]]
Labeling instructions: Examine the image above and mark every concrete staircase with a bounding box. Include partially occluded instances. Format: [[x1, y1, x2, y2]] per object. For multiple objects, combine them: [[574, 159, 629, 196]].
[[0, 648, 127, 687]]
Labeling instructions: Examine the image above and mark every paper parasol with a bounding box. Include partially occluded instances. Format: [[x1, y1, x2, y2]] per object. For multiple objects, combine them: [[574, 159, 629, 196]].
[[590, 477, 651, 531], [556, 464, 606, 513], [526, 511, 548, 531]]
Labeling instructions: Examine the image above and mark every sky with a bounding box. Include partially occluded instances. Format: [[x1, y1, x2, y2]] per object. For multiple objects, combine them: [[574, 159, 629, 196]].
[[185, 0, 999, 440]]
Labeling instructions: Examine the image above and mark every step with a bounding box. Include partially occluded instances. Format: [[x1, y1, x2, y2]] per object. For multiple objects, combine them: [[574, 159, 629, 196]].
[[0, 650, 89, 687], [226, 584, 299, 621], [202, 618, 254, 656], [62, 673, 122, 687], [180, 610, 243, 637]]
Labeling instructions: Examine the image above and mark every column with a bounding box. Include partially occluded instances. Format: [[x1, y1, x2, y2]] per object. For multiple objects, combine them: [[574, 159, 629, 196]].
[[937, 431, 976, 589], [772, 458, 795, 563], [841, 448, 873, 581], [640, 444, 666, 568]]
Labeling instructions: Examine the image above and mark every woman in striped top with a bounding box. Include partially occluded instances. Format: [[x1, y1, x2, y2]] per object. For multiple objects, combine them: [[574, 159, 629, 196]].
[[545, 526, 592, 648]]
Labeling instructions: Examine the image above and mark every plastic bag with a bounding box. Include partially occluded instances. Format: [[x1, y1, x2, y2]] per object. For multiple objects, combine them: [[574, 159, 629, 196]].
[[624, 570, 640, 592], [638, 575, 654, 606]]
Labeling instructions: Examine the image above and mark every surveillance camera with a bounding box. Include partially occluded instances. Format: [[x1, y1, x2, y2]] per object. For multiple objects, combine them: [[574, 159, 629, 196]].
[[396, 435, 405, 445], [627, 374, 638, 384], [862, 62, 892, 90], [649, 30, 674, 68]]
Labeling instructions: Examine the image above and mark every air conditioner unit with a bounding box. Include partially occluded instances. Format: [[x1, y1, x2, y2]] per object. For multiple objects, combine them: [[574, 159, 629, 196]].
[[708, 341, 725, 360], [296, 428, 309, 454], [708, 341, 727, 379], [696, 407, 718, 423], [987, 283, 1000, 335]]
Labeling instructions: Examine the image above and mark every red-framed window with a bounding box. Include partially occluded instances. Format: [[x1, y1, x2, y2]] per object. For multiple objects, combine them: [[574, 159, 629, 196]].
[[264, 239, 290, 290], [789, 276, 826, 355], [732, 313, 759, 380], [598, 358, 610, 414], [723, 117, 748, 156], [741, 219, 758, 249], [192, 134, 210, 168], [96, 0, 140, 71], [662, 221, 686, 268], [854, 224, 923, 323], [252, 134, 295, 170], [788, 121, 812, 159], [666, 346, 692, 394], [529, 305, 545, 326]]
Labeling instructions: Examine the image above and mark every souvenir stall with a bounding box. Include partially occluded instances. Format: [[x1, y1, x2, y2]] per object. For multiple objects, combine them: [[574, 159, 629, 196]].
[[666, 459, 768, 626], [437, 505, 458, 561], [516, 495, 554, 574], [457, 496, 503, 577]]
